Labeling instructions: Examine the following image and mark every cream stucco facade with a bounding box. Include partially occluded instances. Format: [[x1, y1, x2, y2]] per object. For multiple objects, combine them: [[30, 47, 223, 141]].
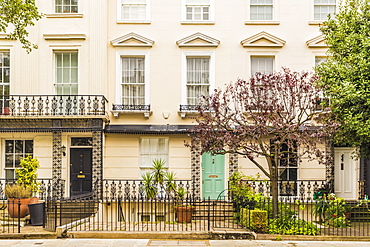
[[0, 0, 361, 200]]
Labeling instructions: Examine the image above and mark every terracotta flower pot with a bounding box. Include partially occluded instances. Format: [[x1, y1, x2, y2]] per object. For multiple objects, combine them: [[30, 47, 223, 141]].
[[7, 198, 32, 218], [175, 206, 195, 223]]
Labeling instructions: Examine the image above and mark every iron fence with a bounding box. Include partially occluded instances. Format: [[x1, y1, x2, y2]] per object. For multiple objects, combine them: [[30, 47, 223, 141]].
[[44, 196, 370, 237], [0, 179, 60, 201], [232, 180, 328, 200], [102, 179, 193, 201], [0, 95, 107, 116]]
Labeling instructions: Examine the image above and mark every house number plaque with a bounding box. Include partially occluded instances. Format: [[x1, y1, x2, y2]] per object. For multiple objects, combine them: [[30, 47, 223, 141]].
[[77, 174, 85, 178], [209, 175, 218, 178]]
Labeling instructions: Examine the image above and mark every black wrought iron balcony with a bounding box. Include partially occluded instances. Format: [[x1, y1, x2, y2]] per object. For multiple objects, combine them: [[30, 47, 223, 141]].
[[111, 104, 152, 118], [178, 104, 213, 118], [0, 95, 107, 117]]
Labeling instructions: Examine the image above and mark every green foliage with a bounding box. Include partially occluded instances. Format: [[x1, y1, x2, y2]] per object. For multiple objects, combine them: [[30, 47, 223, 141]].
[[15, 156, 40, 196], [0, 0, 43, 53], [316, 0, 370, 155], [268, 202, 319, 235], [229, 172, 266, 202], [4, 184, 32, 198], [240, 208, 268, 233], [141, 159, 185, 200], [312, 193, 350, 227]]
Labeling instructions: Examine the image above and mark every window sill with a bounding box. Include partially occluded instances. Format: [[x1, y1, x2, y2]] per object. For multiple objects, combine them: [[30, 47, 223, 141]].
[[46, 13, 84, 18], [244, 20, 280, 25], [111, 110, 152, 118], [117, 20, 151, 24], [181, 21, 215, 25], [308, 20, 324, 25]]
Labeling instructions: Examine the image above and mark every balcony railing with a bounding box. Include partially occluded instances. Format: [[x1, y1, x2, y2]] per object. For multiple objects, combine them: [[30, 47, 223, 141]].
[[0, 95, 107, 117], [111, 104, 152, 118]]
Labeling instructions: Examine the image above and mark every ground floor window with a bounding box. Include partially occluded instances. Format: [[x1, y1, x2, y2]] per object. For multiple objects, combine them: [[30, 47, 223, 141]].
[[5, 140, 33, 180], [139, 138, 168, 176]]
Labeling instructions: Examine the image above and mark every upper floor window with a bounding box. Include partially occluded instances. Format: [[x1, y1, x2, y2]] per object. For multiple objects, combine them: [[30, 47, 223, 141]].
[[251, 56, 274, 75], [55, 0, 78, 13], [121, 57, 145, 105], [0, 52, 10, 113], [314, 0, 336, 20], [186, 57, 210, 105], [186, 0, 210, 21], [315, 56, 326, 67], [55, 52, 78, 95], [120, 0, 149, 22], [250, 0, 273, 20], [182, 0, 214, 24]]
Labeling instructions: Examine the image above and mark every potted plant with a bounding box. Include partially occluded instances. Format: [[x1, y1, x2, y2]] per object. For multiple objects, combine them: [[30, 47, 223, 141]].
[[5, 184, 32, 218], [5, 156, 41, 220], [141, 159, 194, 223]]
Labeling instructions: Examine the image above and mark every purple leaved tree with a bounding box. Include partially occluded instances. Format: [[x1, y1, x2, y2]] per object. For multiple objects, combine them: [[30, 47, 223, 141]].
[[187, 68, 338, 217]]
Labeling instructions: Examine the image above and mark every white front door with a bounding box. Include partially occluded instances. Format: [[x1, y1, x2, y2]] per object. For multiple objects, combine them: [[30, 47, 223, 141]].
[[334, 148, 358, 200]]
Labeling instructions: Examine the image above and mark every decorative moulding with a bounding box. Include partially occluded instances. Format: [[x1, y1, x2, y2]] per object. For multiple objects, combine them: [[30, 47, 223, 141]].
[[110, 32, 154, 47], [46, 13, 84, 18], [176, 32, 220, 47], [306, 35, 328, 48], [240, 31, 285, 47], [244, 20, 280, 25], [43, 34, 86, 40], [0, 34, 8, 39]]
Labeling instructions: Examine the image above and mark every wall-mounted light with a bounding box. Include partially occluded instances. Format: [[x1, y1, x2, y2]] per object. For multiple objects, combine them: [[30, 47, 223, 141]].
[[61, 145, 66, 156]]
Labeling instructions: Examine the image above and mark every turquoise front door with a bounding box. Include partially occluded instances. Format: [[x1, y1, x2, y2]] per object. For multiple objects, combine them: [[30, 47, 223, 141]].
[[202, 153, 225, 199]]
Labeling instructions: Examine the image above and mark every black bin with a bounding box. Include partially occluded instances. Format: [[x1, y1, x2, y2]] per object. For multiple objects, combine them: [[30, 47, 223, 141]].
[[29, 202, 45, 226]]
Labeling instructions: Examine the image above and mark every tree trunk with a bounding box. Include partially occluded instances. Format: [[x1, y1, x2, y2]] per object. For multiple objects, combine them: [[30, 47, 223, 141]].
[[271, 168, 279, 218]]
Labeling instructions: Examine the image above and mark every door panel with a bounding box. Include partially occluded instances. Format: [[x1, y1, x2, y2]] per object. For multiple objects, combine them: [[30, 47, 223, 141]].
[[70, 148, 92, 197], [202, 153, 225, 199], [334, 148, 357, 200]]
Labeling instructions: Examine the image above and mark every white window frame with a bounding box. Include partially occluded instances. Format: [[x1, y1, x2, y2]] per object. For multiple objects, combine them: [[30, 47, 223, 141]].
[[139, 137, 169, 176], [54, 50, 79, 95], [181, 0, 215, 24], [250, 56, 275, 75], [0, 51, 10, 112], [245, 0, 280, 25], [250, 0, 273, 21], [117, 0, 151, 24], [313, 0, 336, 21], [181, 51, 215, 105], [116, 51, 150, 105], [55, 0, 79, 14], [3, 139, 34, 180]]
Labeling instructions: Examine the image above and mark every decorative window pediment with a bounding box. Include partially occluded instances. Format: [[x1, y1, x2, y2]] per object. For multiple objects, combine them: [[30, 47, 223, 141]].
[[111, 32, 154, 47], [306, 35, 327, 48], [241, 31, 285, 47], [176, 32, 220, 47]]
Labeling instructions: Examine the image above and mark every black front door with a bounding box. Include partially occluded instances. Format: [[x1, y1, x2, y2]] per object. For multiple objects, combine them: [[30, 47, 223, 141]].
[[70, 148, 92, 197]]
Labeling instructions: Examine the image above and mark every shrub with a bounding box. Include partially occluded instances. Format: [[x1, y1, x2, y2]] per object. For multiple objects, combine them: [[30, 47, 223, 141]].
[[240, 208, 268, 233], [5, 184, 32, 198]]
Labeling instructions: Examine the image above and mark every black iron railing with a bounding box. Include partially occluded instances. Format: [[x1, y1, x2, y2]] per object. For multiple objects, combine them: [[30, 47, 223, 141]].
[[228, 180, 328, 200], [0, 95, 107, 116], [112, 104, 150, 111], [179, 105, 214, 112], [102, 179, 193, 201], [0, 178, 63, 201]]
